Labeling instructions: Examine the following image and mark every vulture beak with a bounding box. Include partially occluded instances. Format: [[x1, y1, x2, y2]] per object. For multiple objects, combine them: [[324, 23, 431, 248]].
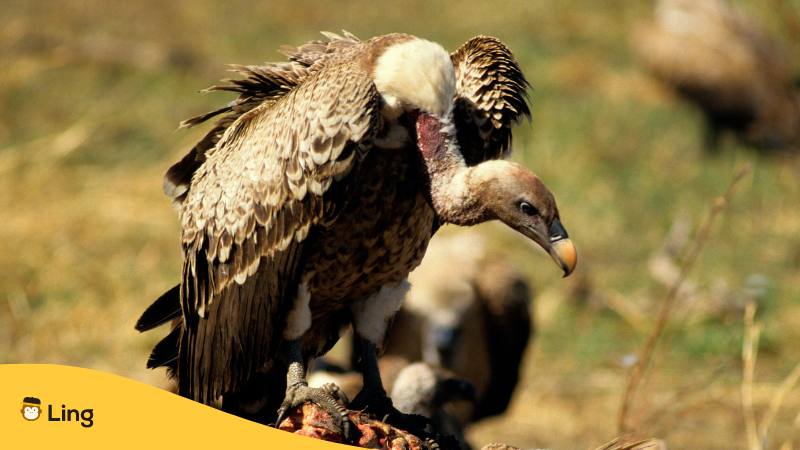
[[522, 217, 577, 277], [547, 218, 577, 277]]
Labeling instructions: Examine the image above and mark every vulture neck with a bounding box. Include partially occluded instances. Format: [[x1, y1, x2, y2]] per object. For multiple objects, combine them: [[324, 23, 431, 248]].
[[416, 113, 492, 226]]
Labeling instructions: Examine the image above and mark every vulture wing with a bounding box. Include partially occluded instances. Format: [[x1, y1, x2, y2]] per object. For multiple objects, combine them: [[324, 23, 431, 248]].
[[175, 49, 381, 404], [164, 32, 362, 204], [164, 63, 309, 204], [451, 36, 531, 165]]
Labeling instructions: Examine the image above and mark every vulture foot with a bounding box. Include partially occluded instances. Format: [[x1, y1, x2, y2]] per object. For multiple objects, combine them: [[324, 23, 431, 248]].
[[276, 382, 353, 442], [349, 389, 435, 439], [351, 336, 439, 443]]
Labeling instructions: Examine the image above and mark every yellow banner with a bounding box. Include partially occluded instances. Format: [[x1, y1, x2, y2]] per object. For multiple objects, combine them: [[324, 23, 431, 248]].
[[0, 364, 350, 449]]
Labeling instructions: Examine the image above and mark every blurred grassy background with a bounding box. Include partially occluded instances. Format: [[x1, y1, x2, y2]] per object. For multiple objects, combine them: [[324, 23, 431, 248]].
[[1, 1, 799, 448]]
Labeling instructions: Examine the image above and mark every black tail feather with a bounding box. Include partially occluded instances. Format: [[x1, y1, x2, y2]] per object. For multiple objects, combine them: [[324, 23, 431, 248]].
[[147, 325, 180, 374], [136, 285, 181, 332]]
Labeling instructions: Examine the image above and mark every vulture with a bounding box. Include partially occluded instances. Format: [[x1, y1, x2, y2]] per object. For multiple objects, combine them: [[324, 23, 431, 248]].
[[381, 232, 532, 423], [634, 0, 800, 151], [135, 32, 577, 439]]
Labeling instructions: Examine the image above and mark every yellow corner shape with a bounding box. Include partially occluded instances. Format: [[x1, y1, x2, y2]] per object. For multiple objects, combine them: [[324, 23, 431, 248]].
[[1, 364, 353, 449]]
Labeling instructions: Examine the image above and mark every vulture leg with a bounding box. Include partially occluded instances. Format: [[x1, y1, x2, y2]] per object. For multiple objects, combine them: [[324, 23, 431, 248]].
[[274, 282, 352, 439], [350, 336, 434, 434], [275, 338, 353, 439], [348, 281, 435, 435]]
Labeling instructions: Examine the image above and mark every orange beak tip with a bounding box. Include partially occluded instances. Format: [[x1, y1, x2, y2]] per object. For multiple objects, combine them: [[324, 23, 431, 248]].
[[552, 239, 577, 277]]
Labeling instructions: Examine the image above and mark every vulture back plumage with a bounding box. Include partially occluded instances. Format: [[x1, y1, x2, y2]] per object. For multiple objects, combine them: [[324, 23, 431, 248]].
[[163, 32, 363, 204]]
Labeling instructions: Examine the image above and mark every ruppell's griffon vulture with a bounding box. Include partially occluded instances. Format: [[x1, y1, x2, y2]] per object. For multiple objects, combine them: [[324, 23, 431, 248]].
[[635, 0, 800, 150], [136, 32, 576, 439]]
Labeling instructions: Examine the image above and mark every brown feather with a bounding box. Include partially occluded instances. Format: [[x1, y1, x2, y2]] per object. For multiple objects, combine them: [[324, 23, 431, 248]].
[[167, 37, 382, 403], [451, 36, 531, 165]]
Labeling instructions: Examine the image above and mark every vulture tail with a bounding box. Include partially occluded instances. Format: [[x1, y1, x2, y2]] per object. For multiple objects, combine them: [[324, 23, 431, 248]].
[[135, 284, 181, 332], [146, 326, 180, 374]]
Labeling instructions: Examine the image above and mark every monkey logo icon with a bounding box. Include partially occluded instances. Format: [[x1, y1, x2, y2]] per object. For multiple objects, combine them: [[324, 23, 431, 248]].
[[21, 397, 41, 421]]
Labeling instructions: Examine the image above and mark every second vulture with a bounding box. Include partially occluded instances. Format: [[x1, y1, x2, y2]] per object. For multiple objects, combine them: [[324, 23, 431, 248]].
[[635, 0, 800, 151], [136, 32, 577, 439]]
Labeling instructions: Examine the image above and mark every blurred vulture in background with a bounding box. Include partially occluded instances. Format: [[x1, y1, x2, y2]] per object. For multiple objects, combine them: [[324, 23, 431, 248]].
[[381, 232, 533, 424], [634, 0, 800, 151]]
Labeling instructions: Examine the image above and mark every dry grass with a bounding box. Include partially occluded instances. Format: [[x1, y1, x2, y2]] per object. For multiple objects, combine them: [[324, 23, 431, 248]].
[[2, 1, 800, 449], [619, 163, 752, 434]]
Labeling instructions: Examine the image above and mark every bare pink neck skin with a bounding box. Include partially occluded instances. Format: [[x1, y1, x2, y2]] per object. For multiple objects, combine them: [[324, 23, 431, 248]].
[[415, 113, 490, 226]]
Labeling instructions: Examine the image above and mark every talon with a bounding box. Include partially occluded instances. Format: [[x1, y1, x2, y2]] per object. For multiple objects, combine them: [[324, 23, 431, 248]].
[[321, 382, 350, 405], [341, 413, 353, 443], [274, 382, 302, 427], [275, 382, 355, 442], [274, 408, 287, 427]]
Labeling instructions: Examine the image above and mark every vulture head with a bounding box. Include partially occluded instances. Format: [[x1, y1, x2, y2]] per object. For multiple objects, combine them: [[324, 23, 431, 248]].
[[371, 36, 576, 276], [469, 160, 576, 276], [415, 113, 577, 277]]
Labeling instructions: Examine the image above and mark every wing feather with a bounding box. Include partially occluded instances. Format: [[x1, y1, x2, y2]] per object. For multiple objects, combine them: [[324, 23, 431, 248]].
[[451, 36, 531, 165], [175, 46, 380, 403], [164, 31, 362, 204]]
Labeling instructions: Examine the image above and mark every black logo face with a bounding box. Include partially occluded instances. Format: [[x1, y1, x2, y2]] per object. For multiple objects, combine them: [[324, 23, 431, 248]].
[[20, 396, 94, 427], [22, 397, 41, 421]]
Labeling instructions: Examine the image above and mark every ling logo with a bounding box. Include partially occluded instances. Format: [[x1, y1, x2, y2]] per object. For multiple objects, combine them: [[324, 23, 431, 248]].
[[21, 397, 41, 421], [20, 396, 95, 428]]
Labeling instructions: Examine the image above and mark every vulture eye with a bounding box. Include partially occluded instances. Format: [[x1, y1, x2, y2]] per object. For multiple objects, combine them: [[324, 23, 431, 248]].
[[519, 201, 539, 216]]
